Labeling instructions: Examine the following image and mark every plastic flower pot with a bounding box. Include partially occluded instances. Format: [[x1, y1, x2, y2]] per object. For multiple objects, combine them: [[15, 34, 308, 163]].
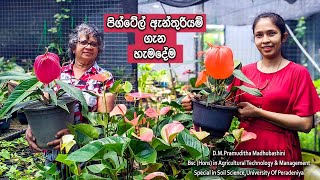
[[24, 96, 75, 149], [17, 110, 28, 125], [192, 100, 237, 138], [0, 116, 11, 132]]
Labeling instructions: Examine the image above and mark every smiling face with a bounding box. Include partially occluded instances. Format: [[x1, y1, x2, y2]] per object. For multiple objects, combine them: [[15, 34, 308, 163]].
[[73, 33, 99, 65], [253, 18, 287, 60]]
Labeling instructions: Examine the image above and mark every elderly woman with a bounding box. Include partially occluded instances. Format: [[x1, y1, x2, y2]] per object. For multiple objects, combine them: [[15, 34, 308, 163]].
[[25, 23, 114, 157]]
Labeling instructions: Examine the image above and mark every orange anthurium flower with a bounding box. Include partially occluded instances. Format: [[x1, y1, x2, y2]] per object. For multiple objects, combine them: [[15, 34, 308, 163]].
[[109, 104, 127, 117], [125, 94, 135, 102], [90, 72, 111, 82], [160, 121, 184, 144], [132, 127, 154, 142], [144, 172, 168, 180], [145, 107, 171, 118], [195, 70, 207, 87], [124, 112, 141, 127], [204, 45, 234, 80], [232, 128, 257, 143]]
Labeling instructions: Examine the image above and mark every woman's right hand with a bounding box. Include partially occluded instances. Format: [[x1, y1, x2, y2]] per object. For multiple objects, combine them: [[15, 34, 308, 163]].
[[25, 125, 42, 152], [181, 94, 193, 112]]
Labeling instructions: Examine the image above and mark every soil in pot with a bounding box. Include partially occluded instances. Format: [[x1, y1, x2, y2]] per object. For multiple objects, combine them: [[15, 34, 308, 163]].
[[192, 100, 237, 138], [24, 96, 75, 149]]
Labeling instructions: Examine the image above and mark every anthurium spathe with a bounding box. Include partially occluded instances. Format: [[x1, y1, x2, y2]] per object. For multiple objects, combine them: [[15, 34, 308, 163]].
[[190, 128, 210, 141], [195, 70, 207, 87], [90, 72, 112, 83], [34, 51, 61, 84], [204, 44, 234, 79], [124, 112, 141, 127], [109, 104, 127, 117], [132, 127, 154, 142], [232, 128, 257, 143], [127, 92, 153, 99], [161, 121, 184, 144], [145, 107, 171, 118], [61, 134, 76, 153], [144, 172, 168, 180]]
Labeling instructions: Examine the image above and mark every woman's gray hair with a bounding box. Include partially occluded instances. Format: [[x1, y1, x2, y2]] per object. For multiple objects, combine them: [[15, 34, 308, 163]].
[[68, 23, 104, 60]]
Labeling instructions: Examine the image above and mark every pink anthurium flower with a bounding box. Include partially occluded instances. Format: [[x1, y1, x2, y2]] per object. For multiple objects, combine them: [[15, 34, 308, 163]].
[[127, 92, 153, 99], [125, 94, 135, 102], [161, 121, 184, 144], [34, 51, 61, 84], [144, 172, 168, 180], [90, 72, 112, 83], [145, 107, 171, 118], [232, 128, 257, 143], [109, 104, 127, 117], [132, 127, 154, 142], [124, 112, 141, 127]]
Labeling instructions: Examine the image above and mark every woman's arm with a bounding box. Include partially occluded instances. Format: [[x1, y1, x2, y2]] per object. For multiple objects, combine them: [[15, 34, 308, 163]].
[[238, 102, 313, 133]]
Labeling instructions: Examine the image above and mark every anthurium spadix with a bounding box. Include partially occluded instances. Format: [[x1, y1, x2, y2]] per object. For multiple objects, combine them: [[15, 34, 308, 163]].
[[34, 51, 61, 84], [160, 121, 184, 144]]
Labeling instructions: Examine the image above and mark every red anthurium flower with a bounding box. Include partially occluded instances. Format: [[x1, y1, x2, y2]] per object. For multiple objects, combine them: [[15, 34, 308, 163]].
[[132, 127, 154, 142], [195, 70, 207, 87], [109, 104, 127, 117], [204, 44, 234, 79], [127, 92, 153, 99], [145, 107, 171, 118], [161, 121, 184, 144], [34, 52, 61, 84], [124, 112, 141, 127], [90, 72, 112, 83], [144, 172, 168, 180], [232, 128, 257, 143]]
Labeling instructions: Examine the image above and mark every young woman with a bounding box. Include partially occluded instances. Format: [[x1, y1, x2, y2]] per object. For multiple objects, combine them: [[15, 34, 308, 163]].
[[182, 12, 320, 179]]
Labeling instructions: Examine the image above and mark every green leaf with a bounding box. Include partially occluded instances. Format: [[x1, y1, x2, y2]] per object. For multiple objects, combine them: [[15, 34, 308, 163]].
[[95, 136, 130, 156], [0, 149, 10, 159], [123, 81, 133, 93], [0, 71, 33, 81], [177, 130, 209, 160], [55, 154, 74, 166], [87, 164, 106, 174], [235, 85, 262, 97], [103, 151, 126, 173], [151, 138, 171, 151], [130, 139, 157, 165], [81, 173, 111, 180], [233, 69, 255, 86], [72, 123, 99, 139], [56, 80, 88, 112], [56, 100, 69, 113], [171, 113, 192, 122], [108, 79, 122, 93], [43, 87, 57, 106], [67, 141, 104, 162], [0, 77, 42, 118]]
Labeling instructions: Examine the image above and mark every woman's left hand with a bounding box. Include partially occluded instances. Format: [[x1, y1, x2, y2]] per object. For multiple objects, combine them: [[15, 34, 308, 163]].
[[47, 128, 70, 150], [237, 102, 261, 118]]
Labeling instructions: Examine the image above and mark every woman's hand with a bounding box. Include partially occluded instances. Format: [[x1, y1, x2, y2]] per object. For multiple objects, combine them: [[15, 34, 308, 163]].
[[237, 102, 261, 118], [25, 125, 42, 152], [47, 128, 70, 150], [181, 94, 194, 112]]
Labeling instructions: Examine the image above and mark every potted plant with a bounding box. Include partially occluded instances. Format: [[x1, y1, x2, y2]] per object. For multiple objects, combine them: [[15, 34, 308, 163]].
[[0, 50, 88, 149], [192, 43, 262, 138]]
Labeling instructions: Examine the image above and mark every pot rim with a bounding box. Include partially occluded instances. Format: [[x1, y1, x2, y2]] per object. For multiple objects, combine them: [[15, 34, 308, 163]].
[[192, 99, 238, 111], [24, 96, 76, 111]]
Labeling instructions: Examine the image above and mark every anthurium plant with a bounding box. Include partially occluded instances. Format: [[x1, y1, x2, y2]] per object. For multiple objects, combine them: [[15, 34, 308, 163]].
[[194, 43, 262, 106], [0, 49, 88, 120]]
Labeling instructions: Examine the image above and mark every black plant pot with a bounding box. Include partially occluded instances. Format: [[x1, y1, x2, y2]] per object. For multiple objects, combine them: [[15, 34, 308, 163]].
[[0, 116, 11, 132], [24, 97, 75, 149], [192, 100, 237, 138], [17, 111, 28, 125]]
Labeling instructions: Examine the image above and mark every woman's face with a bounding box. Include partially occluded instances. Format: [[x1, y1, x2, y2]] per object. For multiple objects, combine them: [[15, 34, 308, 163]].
[[73, 33, 99, 65], [253, 18, 283, 59]]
